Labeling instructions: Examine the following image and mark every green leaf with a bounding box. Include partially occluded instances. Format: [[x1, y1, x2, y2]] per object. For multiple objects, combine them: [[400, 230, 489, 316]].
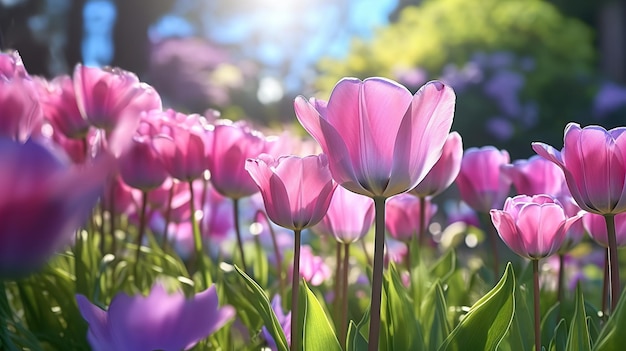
[[548, 319, 567, 351], [502, 281, 534, 351], [233, 266, 288, 351], [438, 262, 515, 351], [420, 281, 450, 351], [385, 263, 426, 351], [347, 320, 369, 351], [592, 288, 626, 351], [565, 284, 591, 351], [430, 250, 457, 282], [300, 281, 341, 351]]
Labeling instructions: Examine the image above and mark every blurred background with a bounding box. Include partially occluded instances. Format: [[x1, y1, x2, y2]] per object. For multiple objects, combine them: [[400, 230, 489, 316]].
[[1, 0, 625, 159]]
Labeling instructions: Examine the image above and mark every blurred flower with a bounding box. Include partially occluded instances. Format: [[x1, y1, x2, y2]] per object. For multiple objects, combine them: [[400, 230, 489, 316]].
[[456, 146, 511, 213], [37, 75, 90, 139], [0, 138, 112, 278], [0, 51, 43, 141], [582, 212, 626, 248], [206, 120, 268, 199], [533, 123, 626, 215], [410, 131, 463, 197], [261, 295, 291, 349], [76, 284, 234, 351], [245, 154, 336, 230], [593, 81, 626, 119], [490, 194, 581, 260], [295, 78, 455, 198], [118, 135, 168, 191], [501, 155, 566, 197], [293, 245, 332, 286], [385, 194, 437, 243], [313, 186, 374, 244]]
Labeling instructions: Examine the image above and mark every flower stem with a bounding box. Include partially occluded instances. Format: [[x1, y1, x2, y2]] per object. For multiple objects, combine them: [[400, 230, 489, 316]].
[[533, 259, 541, 351], [134, 191, 149, 272], [233, 198, 248, 272], [602, 248, 609, 317], [368, 197, 386, 351], [189, 181, 209, 289], [418, 196, 426, 247], [161, 182, 175, 251], [334, 241, 343, 328], [557, 253, 564, 308], [604, 213, 620, 313], [340, 242, 350, 349], [291, 229, 302, 351], [263, 211, 285, 299]]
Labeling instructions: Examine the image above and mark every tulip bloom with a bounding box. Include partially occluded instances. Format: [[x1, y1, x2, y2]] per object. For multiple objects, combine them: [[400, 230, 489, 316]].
[[385, 194, 437, 243], [582, 212, 626, 248], [456, 146, 512, 213], [37, 75, 90, 139], [490, 195, 581, 260], [206, 120, 269, 199], [313, 186, 374, 244], [410, 131, 463, 197], [245, 154, 336, 231], [294, 78, 455, 198], [502, 155, 566, 197], [76, 284, 234, 351], [0, 138, 111, 278]]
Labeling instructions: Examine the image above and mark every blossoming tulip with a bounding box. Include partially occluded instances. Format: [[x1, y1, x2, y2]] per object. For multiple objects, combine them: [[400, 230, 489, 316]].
[[295, 245, 332, 286], [410, 131, 463, 197], [456, 146, 512, 213], [313, 186, 374, 244], [0, 51, 43, 141], [582, 212, 626, 248], [294, 78, 455, 198], [385, 194, 437, 243], [118, 135, 168, 191], [490, 195, 581, 260], [245, 154, 336, 231], [0, 138, 112, 278], [76, 284, 234, 351], [502, 155, 566, 197], [37, 75, 90, 139]]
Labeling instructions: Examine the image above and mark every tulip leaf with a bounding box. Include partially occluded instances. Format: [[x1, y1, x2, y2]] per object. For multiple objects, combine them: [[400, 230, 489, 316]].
[[565, 284, 591, 351], [501, 278, 533, 351], [346, 320, 369, 351], [233, 266, 289, 351], [592, 288, 626, 351], [548, 319, 568, 351], [420, 280, 449, 351], [300, 281, 341, 351], [385, 263, 426, 351], [429, 249, 457, 282], [438, 262, 515, 351]]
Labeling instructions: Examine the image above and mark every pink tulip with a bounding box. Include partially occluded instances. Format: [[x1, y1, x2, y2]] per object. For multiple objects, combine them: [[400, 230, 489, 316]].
[[0, 51, 43, 141], [74, 65, 162, 133], [245, 154, 336, 230], [582, 212, 626, 248], [385, 194, 437, 243], [37, 75, 90, 139], [313, 186, 374, 244], [76, 284, 235, 351], [410, 131, 463, 197], [206, 120, 268, 199], [118, 135, 168, 191], [490, 195, 582, 260], [533, 123, 626, 215], [456, 146, 512, 213], [294, 245, 332, 286], [152, 110, 207, 182], [294, 78, 455, 198], [0, 138, 112, 278], [557, 195, 586, 252], [502, 155, 566, 197]]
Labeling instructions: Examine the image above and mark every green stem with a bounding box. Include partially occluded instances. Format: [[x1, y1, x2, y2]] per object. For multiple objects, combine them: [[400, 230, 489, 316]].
[[602, 248, 609, 317], [291, 229, 302, 351], [334, 241, 343, 328], [134, 191, 149, 272], [533, 259, 541, 351], [233, 198, 248, 272], [161, 182, 175, 251], [368, 197, 386, 351], [418, 196, 426, 247], [557, 253, 564, 309], [189, 181, 209, 289], [264, 211, 285, 300], [604, 214, 620, 313], [340, 243, 350, 349]]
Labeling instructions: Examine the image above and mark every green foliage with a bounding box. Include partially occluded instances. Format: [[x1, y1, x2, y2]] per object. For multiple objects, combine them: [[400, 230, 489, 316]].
[[300, 281, 342, 351]]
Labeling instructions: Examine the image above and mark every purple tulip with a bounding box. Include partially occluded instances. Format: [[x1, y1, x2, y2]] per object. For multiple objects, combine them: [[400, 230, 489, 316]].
[[76, 284, 234, 351], [313, 186, 374, 244], [502, 155, 566, 197], [456, 146, 512, 213], [0, 138, 112, 278], [385, 194, 437, 243], [533, 123, 626, 215], [410, 131, 463, 197], [294, 78, 455, 198], [245, 154, 336, 231], [490, 195, 582, 260]]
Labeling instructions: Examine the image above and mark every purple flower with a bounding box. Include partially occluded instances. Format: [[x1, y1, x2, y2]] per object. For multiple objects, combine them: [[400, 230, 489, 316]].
[[76, 284, 235, 351], [261, 295, 291, 350]]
